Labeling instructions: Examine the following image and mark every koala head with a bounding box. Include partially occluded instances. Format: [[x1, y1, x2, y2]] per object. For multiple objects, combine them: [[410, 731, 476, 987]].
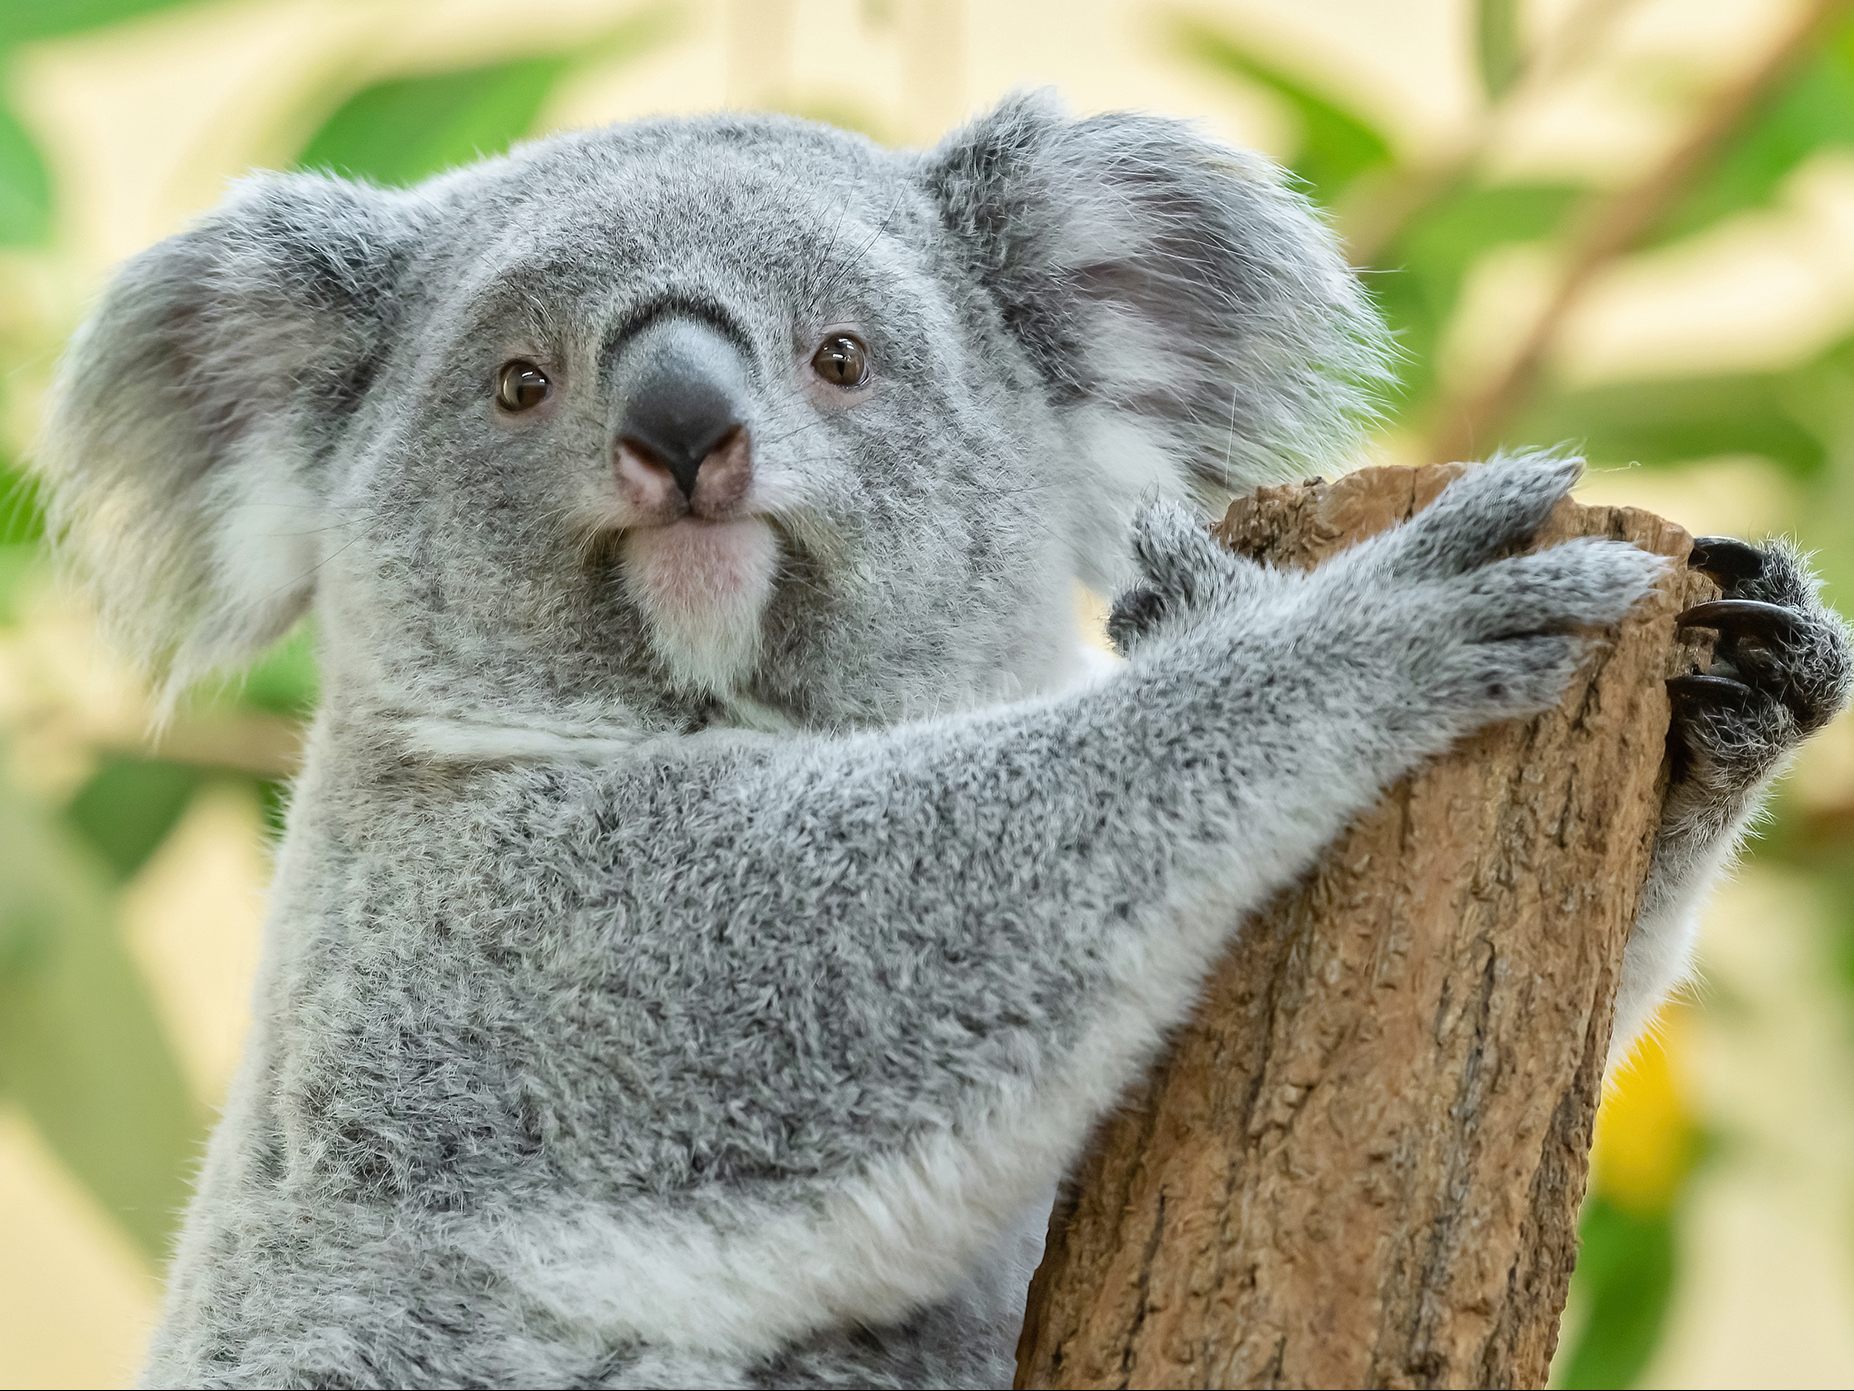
[[40, 93, 1385, 738]]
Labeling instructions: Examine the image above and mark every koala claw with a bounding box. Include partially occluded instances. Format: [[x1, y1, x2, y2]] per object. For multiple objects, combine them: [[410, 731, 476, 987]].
[[1665, 671, 1753, 707], [1676, 597, 1807, 643], [1688, 535, 1767, 585], [1663, 537, 1852, 803]]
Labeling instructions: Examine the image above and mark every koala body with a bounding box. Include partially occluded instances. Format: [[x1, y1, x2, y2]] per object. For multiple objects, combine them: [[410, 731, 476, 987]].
[[40, 97, 1850, 1389]]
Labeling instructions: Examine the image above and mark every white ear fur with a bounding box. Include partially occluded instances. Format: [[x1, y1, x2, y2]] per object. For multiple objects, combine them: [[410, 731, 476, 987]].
[[923, 91, 1390, 580], [36, 171, 428, 704]]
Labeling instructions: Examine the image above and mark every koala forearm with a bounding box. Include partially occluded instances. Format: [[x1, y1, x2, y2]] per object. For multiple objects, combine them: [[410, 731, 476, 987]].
[[459, 637, 1394, 1354]]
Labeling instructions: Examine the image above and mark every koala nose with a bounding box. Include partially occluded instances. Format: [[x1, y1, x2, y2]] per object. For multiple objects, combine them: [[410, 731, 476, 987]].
[[611, 317, 753, 507]]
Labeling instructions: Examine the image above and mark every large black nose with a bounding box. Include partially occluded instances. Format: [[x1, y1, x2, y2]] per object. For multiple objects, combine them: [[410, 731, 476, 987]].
[[610, 317, 750, 500]]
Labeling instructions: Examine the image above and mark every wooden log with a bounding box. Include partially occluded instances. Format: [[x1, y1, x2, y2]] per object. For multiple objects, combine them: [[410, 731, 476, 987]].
[[1017, 464, 1716, 1390]]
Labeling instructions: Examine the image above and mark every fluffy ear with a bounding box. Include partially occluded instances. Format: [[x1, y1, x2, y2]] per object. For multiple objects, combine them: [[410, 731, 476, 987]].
[[922, 92, 1389, 582], [36, 171, 429, 700]]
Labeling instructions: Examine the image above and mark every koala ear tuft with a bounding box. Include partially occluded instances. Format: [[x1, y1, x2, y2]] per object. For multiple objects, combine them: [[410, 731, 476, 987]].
[[922, 92, 1391, 583], [35, 171, 430, 705]]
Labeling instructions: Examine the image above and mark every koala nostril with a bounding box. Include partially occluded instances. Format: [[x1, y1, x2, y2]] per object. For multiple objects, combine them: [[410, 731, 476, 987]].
[[616, 424, 753, 509], [609, 316, 753, 509], [620, 433, 704, 500]]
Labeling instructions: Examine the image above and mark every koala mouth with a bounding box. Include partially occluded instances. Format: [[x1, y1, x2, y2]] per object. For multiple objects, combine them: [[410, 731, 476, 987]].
[[618, 516, 780, 694]]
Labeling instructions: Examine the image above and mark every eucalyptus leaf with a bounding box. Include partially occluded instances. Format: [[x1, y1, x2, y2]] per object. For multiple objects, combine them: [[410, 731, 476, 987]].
[[0, 98, 52, 245], [0, 0, 198, 47], [1555, 1196, 1680, 1389], [0, 764, 203, 1264], [1474, 0, 1523, 97], [1515, 373, 1830, 480], [1372, 183, 1584, 408], [0, 450, 45, 547], [65, 757, 204, 882], [292, 12, 669, 186], [1168, 13, 1394, 204], [235, 625, 320, 717], [295, 56, 572, 186], [1649, 23, 1854, 247]]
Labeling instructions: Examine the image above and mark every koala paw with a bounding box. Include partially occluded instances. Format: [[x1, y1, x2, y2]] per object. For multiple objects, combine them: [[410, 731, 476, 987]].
[[1336, 451, 1669, 742], [1112, 454, 1669, 773], [1105, 498, 1278, 657], [1666, 537, 1853, 802]]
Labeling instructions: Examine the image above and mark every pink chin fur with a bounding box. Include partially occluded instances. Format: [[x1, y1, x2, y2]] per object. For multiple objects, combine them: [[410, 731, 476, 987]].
[[622, 517, 777, 616], [619, 517, 780, 691]]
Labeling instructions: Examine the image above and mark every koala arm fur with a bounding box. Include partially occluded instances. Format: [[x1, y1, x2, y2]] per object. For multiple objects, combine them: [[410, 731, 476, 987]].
[[427, 455, 1663, 1360], [464, 621, 1393, 1358]]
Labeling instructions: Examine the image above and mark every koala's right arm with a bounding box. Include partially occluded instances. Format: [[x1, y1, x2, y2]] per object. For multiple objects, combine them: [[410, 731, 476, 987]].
[[452, 453, 1661, 1361]]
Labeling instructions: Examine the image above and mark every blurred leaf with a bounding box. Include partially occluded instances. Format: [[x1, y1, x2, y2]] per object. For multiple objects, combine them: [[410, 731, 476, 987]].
[[64, 757, 203, 881], [1475, 0, 1523, 97], [1, 450, 46, 548], [1373, 182, 1584, 406], [0, 449, 46, 622], [1169, 13, 1395, 203], [254, 775, 291, 839], [236, 625, 319, 717], [1555, 1196, 1679, 1389], [1514, 372, 1830, 479], [293, 12, 668, 185], [0, 0, 198, 47], [295, 56, 571, 185], [0, 98, 52, 245], [0, 760, 203, 1264], [1648, 23, 1854, 248]]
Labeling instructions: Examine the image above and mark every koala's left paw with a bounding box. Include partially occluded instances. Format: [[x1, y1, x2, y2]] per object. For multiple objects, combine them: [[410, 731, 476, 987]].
[[1667, 537, 1852, 802], [1106, 499, 1278, 657]]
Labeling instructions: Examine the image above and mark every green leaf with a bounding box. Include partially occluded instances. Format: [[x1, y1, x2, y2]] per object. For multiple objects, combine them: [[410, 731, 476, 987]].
[[64, 757, 204, 881], [0, 449, 47, 622], [290, 11, 671, 188], [1, 450, 47, 548], [236, 625, 319, 717], [1554, 1196, 1679, 1389], [0, 0, 198, 47], [1514, 372, 1831, 479], [1475, 0, 1523, 97], [1372, 183, 1584, 407], [0, 760, 203, 1264], [294, 55, 572, 185], [0, 98, 53, 245], [1649, 22, 1854, 247], [1168, 14, 1395, 204]]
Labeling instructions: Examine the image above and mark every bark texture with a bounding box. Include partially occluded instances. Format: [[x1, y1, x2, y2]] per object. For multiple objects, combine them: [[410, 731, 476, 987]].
[[1017, 464, 1715, 1390]]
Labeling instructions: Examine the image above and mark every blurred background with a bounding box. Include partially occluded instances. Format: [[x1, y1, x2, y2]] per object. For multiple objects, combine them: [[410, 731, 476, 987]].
[[2, 0, 1853, 1385]]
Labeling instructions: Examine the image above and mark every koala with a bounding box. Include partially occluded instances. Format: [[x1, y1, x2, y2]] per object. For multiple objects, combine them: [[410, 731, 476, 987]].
[[38, 93, 1852, 1389]]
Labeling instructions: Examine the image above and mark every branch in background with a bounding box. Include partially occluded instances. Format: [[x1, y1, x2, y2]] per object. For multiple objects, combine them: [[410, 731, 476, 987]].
[[133, 712, 303, 780], [1426, 0, 1849, 466], [1341, 0, 1647, 267], [11, 704, 306, 781]]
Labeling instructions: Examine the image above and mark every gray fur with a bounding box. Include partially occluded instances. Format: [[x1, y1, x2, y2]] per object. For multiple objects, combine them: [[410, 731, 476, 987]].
[[32, 96, 1840, 1389]]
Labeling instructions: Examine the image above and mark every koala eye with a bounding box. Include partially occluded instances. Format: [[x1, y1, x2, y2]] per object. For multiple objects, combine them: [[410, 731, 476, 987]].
[[811, 334, 869, 389], [495, 360, 552, 412]]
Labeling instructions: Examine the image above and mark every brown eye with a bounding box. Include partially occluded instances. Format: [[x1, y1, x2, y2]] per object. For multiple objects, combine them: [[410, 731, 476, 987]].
[[811, 334, 869, 388], [496, 360, 551, 412]]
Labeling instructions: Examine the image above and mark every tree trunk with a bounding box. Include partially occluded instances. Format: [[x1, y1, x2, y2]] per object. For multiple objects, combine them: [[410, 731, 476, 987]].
[[1016, 464, 1715, 1390]]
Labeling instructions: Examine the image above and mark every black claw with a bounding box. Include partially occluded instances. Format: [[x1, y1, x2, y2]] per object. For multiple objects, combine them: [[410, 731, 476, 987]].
[[1688, 536, 1766, 584], [1666, 672, 1754, 705], [1676, 597, 1803, 641]]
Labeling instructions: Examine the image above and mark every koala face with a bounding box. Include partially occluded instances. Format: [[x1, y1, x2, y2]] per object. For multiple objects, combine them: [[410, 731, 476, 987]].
[[41, 96, 1385, 734]]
